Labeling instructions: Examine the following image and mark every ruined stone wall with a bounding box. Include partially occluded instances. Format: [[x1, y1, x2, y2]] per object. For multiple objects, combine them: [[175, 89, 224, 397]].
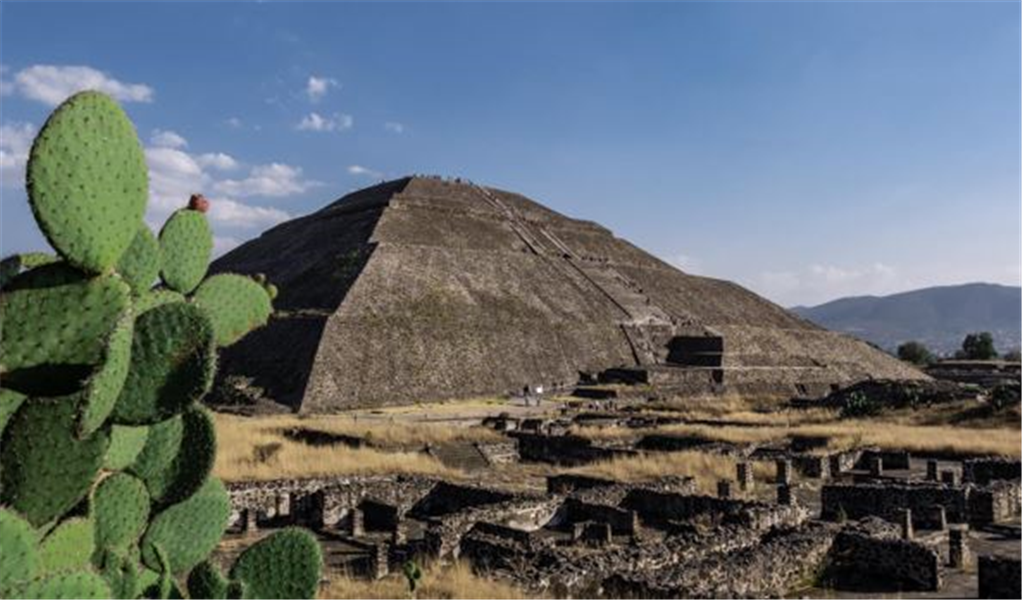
[[827, 530, 942, 591], [820, 481, 1021, 526], [964, 457, 1022, 485], [513, 433, 632, 466], [978, 555, 1022, 599], [619, 489, 807, 531]]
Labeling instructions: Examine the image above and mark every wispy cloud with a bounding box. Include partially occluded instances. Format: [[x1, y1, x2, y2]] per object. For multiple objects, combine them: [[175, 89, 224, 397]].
[[213, 163, 319, 198], [750, 262, 900, 306], [347, 165, 383, 179], [4, 65, 153, 106], [150, 129, 188, 149], [384, 121, 405, 134], [296, 112, 353, 132], [225, 117, 243, 129], [0, 122, 35, 188], [305, 75, 338, 102]]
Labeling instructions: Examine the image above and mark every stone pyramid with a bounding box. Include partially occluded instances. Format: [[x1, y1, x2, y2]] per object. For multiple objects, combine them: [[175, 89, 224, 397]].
[[210, 176, 923, 412]]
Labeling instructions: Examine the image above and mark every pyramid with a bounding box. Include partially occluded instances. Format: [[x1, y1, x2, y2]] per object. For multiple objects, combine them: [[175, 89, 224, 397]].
[[210, 176, 924, 412]]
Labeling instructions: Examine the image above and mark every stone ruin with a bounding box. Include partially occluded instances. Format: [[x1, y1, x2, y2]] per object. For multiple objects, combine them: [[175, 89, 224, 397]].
[[218, 442, 1021, 598], [208, 176, 924, 412]]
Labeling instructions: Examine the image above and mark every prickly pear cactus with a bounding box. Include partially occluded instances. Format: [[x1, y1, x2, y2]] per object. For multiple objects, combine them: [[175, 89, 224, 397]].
[[0, 91, 321, 599]]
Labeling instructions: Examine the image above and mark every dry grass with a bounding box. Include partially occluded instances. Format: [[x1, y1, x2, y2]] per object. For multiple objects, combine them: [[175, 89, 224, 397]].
[[322, 561, 533, 599], [213, 413, 461, 482], [566, 450, 774, 494]]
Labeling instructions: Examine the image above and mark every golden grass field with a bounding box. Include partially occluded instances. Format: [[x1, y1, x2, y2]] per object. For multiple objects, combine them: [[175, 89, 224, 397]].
[[322, 561, 533, 599]]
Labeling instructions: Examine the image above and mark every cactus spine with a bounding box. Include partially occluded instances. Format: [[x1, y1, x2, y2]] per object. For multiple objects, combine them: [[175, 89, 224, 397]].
[[0, 91, 322, 599]]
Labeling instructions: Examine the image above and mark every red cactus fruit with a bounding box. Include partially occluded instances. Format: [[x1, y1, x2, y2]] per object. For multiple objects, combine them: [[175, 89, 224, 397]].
[[188, 194, 210, 213]]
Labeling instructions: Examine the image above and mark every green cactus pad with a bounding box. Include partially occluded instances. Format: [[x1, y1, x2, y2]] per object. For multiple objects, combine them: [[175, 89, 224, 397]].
[[0, 396, 110, 527], [158, 209, 212, 294], [135, 289, 186, 315], [38, 517, 95, 576], [193, 274, 274, 347], [77, 308, 135, 438], [229, 528, 323, 599], [141, 477, 230, 575], [93, 473, 150, 553], [110, 302, 216, 425], [97, 549, 139, 600], [0, 252, 59, 289], [25, 90, 148, 273], [116, 225, 160, 293], [17, 570, 112, 599], [26, 91, 148, 273], [226, 579, 246, 599], [104, 424, 150, 470], [0, 388, 27, 436], [0, 509, 40, 596], [131, 406, 216, 506], [187, 560, 229, 599], [0, 265, 131, 378]]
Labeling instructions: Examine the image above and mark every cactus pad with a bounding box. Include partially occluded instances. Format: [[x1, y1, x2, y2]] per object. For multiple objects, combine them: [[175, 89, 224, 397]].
[[18, 570, 113, 599], [0, 396, 110, 527], [158, 209, 212, 294], [193, 273, 274, 347], [0, 509, 40, 596], [97, 549, 139, 600], [77, 308, 135, 438], [229, 528, 323, 599], [187, 560, 229, 599], [104, 424, 150, 470], [94, 473, 150, 553], [116, 225, 160, 293], [0, 388, 27, 436], [111, 302, 216, 424], [134, 288, 186, 315], [0, 266, 131, 378], [131, 406, 216, 506], [37, 517, 95, 576], [141, 477, 230, 575], [26, 91, 148, 273]]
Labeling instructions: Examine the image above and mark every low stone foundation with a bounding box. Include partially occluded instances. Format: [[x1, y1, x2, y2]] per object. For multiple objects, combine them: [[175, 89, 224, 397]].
[[978, 555, 1022, 599]]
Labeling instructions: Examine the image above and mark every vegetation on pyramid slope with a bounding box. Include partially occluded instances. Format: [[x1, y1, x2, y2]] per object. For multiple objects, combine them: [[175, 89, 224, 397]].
[[0, 90, 322, 599]]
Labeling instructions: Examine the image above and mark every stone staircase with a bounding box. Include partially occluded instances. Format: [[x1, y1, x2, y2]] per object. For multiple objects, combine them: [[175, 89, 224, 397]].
[[427, 442, 491, 472]]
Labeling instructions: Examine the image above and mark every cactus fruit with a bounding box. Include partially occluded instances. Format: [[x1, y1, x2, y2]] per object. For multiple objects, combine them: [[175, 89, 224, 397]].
[[229, 528, 323, 599], [141, 477, 230, 575], [37, 517, 95, 576], [0, 396, 110, 527], [158, 209, 212, 294], [17, 570, 113, 599], [104, 424, 150, 471], [188, 193, 210, 214], [0, 509, 40, 596], [111, 302, 216, 425], [116, 227, 161, 294], [186, 560, 229, 599], [26, 91, 147, 274], [93, 473, 150, 553], [193, 274, 274, 347], [0, 265, 131, 378], [1, 91, 319, 600], [130, 406, 215, 506]]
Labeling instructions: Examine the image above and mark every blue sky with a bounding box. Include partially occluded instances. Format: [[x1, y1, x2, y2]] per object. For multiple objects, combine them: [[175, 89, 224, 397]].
[[1, 1, 1019, 306]]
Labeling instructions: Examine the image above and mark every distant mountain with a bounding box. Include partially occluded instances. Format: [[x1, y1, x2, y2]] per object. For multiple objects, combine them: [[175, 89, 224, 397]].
[[791, 283, 1021, 356]]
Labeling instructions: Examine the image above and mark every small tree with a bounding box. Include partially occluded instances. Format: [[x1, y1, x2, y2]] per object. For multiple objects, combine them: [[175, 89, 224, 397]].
[[957, 332, 998, 360], [1002, 349, 1021, 363], [896, 341, 934, 366]]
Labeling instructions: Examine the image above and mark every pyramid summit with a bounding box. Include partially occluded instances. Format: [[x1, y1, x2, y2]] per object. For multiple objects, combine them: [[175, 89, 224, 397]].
[[210, 176, 923, 412]]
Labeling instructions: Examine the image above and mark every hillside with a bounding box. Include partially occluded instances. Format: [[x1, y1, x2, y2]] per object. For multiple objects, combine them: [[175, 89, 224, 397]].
[[791, 283, 1021, 355]]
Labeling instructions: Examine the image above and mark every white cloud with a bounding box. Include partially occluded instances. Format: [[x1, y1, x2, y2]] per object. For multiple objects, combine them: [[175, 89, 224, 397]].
[[0, 122, 35, 188], [347, 165, 383, 179], [750, 262, 900, 307], [670, 254, 702, 275], [305, 75, 338, 102], [9, 65, 153, 106], [225, 117, 243, 129], [296, 112, 353, 132], [213, 163, 319, 198], [150, 129, 188, 149], [384, 121, 405, 134], [196, 152, 239, 171], [207, 198, 289, 229], [213, 235, 241, 257]]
